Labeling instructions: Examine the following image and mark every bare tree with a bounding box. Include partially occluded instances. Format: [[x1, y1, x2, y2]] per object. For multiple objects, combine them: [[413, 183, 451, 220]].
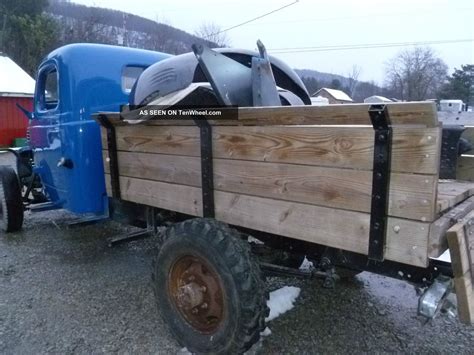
[[59, 8, 111, 44], [145, 15, 176, 53], [385, 47, 448, 101], [194, 22, 230, 48], [347, 65, 362, 98]]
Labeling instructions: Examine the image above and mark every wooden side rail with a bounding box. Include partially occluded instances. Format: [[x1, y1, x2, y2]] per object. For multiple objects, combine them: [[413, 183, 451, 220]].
[[97, 102, 441, 267]]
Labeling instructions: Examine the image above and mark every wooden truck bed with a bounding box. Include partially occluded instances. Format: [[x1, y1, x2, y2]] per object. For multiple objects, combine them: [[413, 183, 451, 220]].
[[97, 102, 474, 322]]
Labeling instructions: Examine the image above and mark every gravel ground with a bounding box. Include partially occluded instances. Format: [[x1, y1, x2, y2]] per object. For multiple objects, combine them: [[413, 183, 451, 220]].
[[1, 210, 473, 354]]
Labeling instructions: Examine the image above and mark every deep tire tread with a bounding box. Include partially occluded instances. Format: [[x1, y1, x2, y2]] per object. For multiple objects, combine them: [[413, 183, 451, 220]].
[[0, 166, 23, 233], [152, 218, 268, 354]]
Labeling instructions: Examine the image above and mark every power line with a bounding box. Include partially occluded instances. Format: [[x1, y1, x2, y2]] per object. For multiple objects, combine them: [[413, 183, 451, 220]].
[[205, 0, 299, 38], [237, 7, 473, 26], [268, 39, 474, 54]]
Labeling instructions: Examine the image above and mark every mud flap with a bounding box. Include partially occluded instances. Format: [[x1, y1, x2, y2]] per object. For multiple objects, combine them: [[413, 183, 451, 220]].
[[447, 210, 474, 324]]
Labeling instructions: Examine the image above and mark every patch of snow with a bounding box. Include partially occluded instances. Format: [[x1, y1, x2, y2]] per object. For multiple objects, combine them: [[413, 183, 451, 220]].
[[433, 249, 451, 263], [0, 54, 35, 95], [312, 87, 353, 101], [265, 286, 301, 322], [364, 95, 392, 103], [247, 236, 264, 244], [299, 257, 314, 271], [177, 286, 301, 354], [260, 327, 272, 337]]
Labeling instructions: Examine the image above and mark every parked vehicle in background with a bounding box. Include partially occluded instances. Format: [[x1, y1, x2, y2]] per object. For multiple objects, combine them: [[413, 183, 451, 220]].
[[440, 99, 466, 112]]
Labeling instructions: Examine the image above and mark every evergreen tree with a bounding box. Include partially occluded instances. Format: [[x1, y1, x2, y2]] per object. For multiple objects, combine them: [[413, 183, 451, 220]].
[[439, 65, 474, 108], [0, 0, 59, 75]]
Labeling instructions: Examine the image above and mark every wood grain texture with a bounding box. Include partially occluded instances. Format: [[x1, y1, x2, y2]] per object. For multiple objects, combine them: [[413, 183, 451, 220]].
[[235, 102, 438, 127], [100, 101, 438, 127], [437, 181, 474, 213], [454, 275, 474, 324], [105, 174, 429, 267], [103, 125, 441, 175], [457, 155, 474, 182], [103, 150, 437, 221], [429, 196, 474, 258], [447, 218, 474, 324], [461, 127, 474, 155]]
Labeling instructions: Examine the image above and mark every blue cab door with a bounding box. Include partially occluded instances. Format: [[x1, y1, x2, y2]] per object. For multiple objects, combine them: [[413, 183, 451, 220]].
[[30, 61, 68, 207]]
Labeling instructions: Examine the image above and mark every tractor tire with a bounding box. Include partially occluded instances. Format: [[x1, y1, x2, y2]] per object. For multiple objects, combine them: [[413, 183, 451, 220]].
[[0, 166, 24, 233], [152, 218, 268, 354]]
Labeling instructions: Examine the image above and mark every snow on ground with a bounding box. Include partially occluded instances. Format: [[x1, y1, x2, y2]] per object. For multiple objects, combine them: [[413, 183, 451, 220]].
[[260, 327, 272, 337], [434, 249, 451, 262], [178, 285, 301, 354], [265, 286, 301, 322], [299, 257, 314, 271]]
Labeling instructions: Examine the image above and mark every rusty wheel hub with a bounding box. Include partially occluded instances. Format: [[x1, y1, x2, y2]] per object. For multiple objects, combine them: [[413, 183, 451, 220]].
[[168, 255, 225, 333]]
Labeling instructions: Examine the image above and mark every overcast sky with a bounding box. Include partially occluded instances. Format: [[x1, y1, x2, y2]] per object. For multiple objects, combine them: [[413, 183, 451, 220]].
[[74, 0, 473, 83]]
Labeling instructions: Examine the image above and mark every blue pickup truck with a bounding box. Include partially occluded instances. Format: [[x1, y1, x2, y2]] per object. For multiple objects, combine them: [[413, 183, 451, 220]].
[[1, 42, 471, 354], [1, 44, 169, 223]]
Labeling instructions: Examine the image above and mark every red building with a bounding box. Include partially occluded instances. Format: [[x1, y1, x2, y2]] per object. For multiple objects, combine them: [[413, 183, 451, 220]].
[[0, 54, 35, 147]]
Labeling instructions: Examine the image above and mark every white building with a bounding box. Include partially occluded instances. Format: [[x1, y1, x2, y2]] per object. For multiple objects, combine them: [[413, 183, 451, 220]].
[[363, 95, 392, 103], [310, 96, 329, 106], [0, 53, 35, 96], [311, 88, 353, 104]]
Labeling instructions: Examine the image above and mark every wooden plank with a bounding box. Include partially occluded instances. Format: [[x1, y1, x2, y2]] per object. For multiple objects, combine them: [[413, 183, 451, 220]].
[[429, 196, 474, 258], [235, 102, 438, 127], [457, 155, 474, 182], [436, 181, 474, 214], [105, 174, 429, 267], [438, 113, 474, 127], [453, 275, 474, 324], [107, 101, 438, 127], [456, 126, 474, 181], [102, 125, 441, 175], [103, 150, 437, 222], [448, 221, 472, 276], [461, 127, 474, 155], [447, 218, 474, 324], [438, 181, 474, 197]]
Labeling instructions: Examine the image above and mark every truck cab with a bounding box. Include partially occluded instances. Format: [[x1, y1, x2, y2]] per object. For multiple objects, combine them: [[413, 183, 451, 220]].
[[29, 44, 170, 215]]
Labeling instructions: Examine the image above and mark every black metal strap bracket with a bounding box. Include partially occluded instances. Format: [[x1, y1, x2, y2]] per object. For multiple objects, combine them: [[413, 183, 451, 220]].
[[194, 119, 215, 218], [368, 105, 392, 261], [96, 114, 121, 199], [439, 125, 465, 179]]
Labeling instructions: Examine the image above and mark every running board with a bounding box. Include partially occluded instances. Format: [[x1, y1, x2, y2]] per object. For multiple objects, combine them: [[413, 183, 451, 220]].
[[28, 202, 60, 213]]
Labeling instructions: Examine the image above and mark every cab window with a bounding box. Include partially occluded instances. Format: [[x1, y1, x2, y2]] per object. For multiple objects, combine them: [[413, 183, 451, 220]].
[[122, 66, 145, 93], [37, 66, 59, 111]]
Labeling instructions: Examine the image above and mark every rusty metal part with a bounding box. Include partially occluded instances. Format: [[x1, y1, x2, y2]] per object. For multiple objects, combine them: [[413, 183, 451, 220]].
[[168, 255, 225, 333]]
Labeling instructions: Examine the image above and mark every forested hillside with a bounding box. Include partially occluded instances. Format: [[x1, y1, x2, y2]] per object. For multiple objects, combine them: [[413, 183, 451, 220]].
[[1, 1, 470, 104]]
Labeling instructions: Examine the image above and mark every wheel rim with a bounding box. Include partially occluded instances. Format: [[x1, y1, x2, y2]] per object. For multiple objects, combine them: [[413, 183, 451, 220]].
[[168, 254, 225, 334]]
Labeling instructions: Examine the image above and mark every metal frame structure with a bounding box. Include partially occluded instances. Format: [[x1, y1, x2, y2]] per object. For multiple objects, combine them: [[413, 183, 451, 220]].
[[368, 105, 392, 261], [96, 114, 121, 200]]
